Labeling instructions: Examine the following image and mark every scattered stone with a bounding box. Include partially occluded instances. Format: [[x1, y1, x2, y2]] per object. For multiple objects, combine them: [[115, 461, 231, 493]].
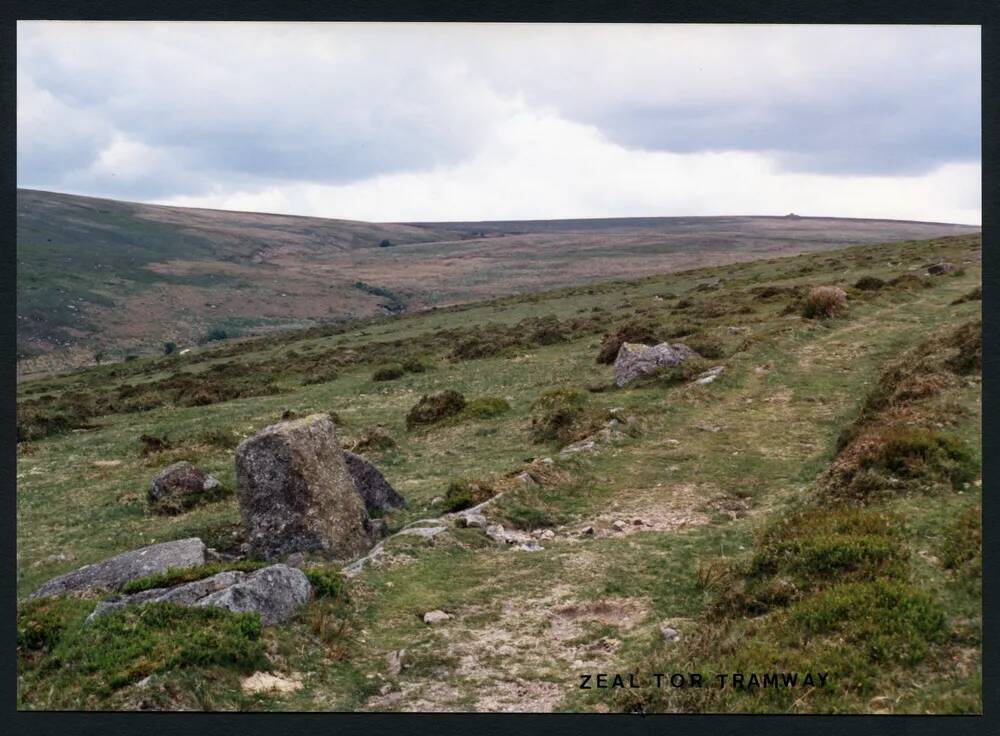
[[580, 526, 595, 537], [457, 512, 488, 529], [612, 520, 628, 532], [30, 538, 206, 600], [560, 439, 596, 457], [539, 529, 556, 540], [632, 519, 645, 527], [430, 496, 444, 506], [423, 610, 451, 625], [727, 326, 749, 334], [87, 564, 312, 626], [927, 262, 956, 275], [659, 624, 680, 642], [342, 450, 406, 514], [516, 541, 544, 552], [485, 524, 507, 543], [92, 460, 122, 468], [665, 438, 681, 446], [235, 414, 374, 562], [396, 525, 447, 540], [694, 366, 725, 385], [149, 461, 225, 515], [538, 457, 554, 465], [241, 671, 303, 695], [387, 649, 406, 676], [613, 342, 700, 387]]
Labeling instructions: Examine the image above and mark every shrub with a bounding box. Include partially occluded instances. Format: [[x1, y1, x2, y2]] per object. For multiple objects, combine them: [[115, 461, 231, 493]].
[[163, 342, 178, 355], [17, 597, 95, 653], [48, 603, 267, 692], [790, 580, 945, 665], [853, 276, 885, 291], [946, 319, 981, 375], [939, 505, 981, 588], [406, 390, 466, 429], [139, 433, 171, 456], [199, 328, 230, 345], [951, 286, 982, 305], [802, 286, 848, 319], [301, 367, 339, 386], [683, 334, 727, 360], [352, 424, 396, 453], [886, 273, 929, 290], [463, 396, 511, 419], [530, 388, 590, 444], [442, 478, 495, 512], [304, 566, 348, 601], [372, 365, 405, 382], [402, 357, 429, 373]]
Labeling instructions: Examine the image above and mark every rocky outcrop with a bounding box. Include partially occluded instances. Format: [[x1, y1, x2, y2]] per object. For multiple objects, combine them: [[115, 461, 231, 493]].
[[236, 414, 374, 562], [29, 538, 206, 599], [613, 342, 699, 387], [149, 461, 225, 514], [87, 564, 311, 626], [343, 450, 405, 514]]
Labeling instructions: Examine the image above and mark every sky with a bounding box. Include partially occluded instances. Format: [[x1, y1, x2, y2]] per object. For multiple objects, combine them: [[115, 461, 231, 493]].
[[17, 22, 981, 224]]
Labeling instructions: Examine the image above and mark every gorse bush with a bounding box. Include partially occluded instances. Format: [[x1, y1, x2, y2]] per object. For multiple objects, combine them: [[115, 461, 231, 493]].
[[802, 286, 848, 319], [529, 388, 592, 444], [406, 390, 466, 430], [442, 478, 495, 512]]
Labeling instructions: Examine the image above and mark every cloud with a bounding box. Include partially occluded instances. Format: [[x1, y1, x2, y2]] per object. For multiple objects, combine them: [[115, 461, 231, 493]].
[[160, 109, 982, 225], [17, 22, 981, 223]]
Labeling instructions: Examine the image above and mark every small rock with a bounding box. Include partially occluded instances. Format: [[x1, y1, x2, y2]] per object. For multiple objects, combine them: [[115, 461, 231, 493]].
[[515, 471, 538, 486], [660, 625, 680, 642], [632, 519, 644, 527], [612, 520, 628, 532], [485, 524, 507, 543], [580, 526, 595, 537], [539, 529, 556, 540], [458, 512, 488, 529], [149, 462, 225, 515], [379, 683, 393, 696], [423, 610, 450, 625], [560, 439, 596, 456], [241, 671, 303, 695], [538, 457, 554, 465], [386, 649, 406, 676], [516, 541, 544, 552], [430, 496, 444, 506], [694, 366, 725, 385]]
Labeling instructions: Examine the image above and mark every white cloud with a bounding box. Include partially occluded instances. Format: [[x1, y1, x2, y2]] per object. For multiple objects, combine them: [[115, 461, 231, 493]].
[[160, 110, 981, 225], [18, 22, 981, 223]]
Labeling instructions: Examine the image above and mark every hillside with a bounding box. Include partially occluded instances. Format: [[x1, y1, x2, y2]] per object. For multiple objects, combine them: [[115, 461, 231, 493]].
[[16, 188, 979, 375], [16, 233, 982, 712]]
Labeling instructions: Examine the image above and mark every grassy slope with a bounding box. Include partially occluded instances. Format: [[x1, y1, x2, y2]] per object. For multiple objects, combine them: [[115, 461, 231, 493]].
[[17, 188, 978, 373], [16, 234, 981, 712]]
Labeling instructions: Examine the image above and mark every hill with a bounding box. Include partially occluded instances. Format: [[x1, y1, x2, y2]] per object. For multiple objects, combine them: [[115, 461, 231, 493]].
[[16, 188, 979, 375], [16, 232, 982, 712]]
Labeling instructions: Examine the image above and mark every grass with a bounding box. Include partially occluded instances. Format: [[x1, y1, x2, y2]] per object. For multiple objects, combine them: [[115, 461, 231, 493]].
[[16, 232, 981, 712]]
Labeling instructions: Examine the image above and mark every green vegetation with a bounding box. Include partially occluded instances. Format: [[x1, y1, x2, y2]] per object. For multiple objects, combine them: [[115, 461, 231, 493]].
[[17, 232, 981, 712]]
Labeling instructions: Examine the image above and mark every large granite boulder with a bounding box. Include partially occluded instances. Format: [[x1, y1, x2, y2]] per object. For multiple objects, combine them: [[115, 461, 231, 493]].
[[87, 564, 311, 626], [343, 450, 405, 514], [149, 461, 225, 515], [613, 342, 699, 387], [236, 414, 374, 562], [29, 538, 206, 600]]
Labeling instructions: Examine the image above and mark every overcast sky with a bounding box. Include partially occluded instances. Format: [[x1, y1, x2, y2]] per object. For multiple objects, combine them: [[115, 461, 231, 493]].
[[18, 22, 981, 224]]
